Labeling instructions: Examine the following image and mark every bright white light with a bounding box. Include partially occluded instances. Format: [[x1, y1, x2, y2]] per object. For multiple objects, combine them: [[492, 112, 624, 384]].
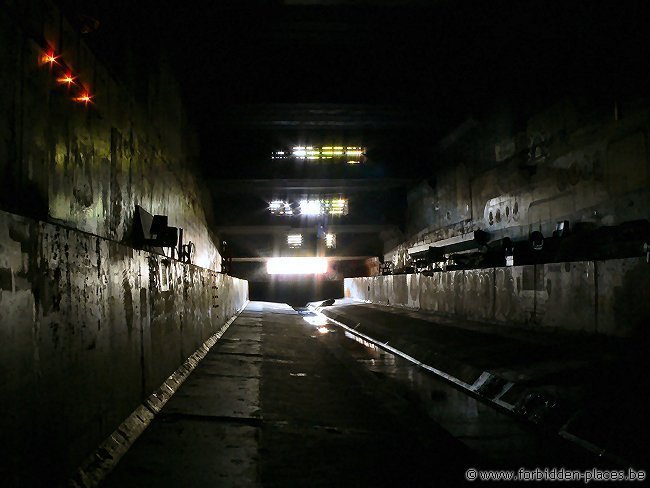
[[302, 315, 329, 326], [300, 199, 323, 216], [267, 257, 328, 275], [287, 234, 303, 248], [194, 250, 212, 269], [325, 233, 336, 249], [270, 200, 292, 215], [279, 146, 365, 162]]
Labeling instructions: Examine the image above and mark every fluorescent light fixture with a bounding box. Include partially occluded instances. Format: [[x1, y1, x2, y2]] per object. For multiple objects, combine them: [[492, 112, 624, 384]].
[[287, 234, 303, 248], [267, 257, 328, 275], [300, 199, 323, 216], [299, 198, 348, 216], [326, 198, 348, 215], [281, 146, 365, 161], [325, 233, 336, 249], [270, 200, 293, 215]]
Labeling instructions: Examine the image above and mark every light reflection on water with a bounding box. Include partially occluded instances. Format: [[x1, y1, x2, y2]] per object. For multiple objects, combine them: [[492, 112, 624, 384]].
[[327, 322, 568, 466]]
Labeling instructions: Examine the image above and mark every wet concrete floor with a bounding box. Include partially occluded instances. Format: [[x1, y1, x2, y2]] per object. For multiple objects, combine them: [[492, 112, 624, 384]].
[[105, 301, 593, 487]]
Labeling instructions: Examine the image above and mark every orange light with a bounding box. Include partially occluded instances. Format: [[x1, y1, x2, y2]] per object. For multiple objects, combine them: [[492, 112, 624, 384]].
[[57, 73, 76, 86], [42, 51, 59, 65], [73, 92, 93, 105]]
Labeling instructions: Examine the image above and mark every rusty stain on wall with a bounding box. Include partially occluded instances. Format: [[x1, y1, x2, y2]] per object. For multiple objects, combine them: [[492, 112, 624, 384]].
[[0, 209, 247, 483]]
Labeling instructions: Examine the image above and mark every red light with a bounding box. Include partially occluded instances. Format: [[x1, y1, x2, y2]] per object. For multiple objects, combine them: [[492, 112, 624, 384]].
[[57, 73, 76, 86], [42, 51, 59, 65], [73, 92, 93, 105]]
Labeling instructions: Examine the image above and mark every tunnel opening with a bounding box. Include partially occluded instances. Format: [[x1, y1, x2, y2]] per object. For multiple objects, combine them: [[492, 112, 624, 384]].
[[248, 277, 343, 308]]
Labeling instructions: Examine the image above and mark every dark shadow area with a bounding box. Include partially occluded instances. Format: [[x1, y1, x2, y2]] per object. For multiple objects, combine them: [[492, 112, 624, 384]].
[[249, 278, 343, 307]]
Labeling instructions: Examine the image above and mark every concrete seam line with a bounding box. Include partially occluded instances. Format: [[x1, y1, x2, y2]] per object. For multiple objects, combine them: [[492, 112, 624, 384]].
[[69, 300, 250, 488]]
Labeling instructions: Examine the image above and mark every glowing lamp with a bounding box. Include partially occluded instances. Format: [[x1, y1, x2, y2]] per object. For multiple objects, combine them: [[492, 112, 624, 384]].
[[299, 199, 323, 216], [73, 92, 93, 105], [42, 51, 59, 65], [57, 73, 76, 86], [267, 257, 328, 275]]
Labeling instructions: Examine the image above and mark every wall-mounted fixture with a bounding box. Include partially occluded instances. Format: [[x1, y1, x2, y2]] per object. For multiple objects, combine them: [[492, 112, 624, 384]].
[[134, 205, 182, 257], [553, 220, 570, 238], [220, 241, 231, 274], [177, 227, 195, 265], [529, 231, 544, 251], [40, 46, 94, 106]]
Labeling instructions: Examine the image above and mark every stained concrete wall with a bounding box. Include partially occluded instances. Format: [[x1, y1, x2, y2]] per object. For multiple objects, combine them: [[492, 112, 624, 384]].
[[345, 256, 650, 338], [0, 0, 222, 270], [0, 209, 248, 483], [388, 99, 650, 267], [0, 5, 249, 481]]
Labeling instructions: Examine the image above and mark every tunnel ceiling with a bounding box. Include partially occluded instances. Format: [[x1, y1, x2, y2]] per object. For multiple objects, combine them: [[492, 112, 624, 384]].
[[70, 0, 650, 258]]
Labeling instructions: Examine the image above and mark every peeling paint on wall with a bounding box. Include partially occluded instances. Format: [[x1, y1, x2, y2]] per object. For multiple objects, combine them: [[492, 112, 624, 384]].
[[0, 209, 248, 483]]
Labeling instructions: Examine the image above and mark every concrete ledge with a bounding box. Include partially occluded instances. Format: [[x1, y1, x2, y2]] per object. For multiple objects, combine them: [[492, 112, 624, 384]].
[[70, 301, 249, 487], [345, 257, 650, 337], [0, 209, 249, 484]]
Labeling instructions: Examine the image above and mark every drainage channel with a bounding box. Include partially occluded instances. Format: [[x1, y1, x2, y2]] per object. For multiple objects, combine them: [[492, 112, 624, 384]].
[[295, 307, 605, 469]]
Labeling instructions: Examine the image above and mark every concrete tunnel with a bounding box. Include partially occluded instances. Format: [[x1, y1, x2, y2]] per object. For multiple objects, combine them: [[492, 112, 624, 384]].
[[1, 0, 650, 486]]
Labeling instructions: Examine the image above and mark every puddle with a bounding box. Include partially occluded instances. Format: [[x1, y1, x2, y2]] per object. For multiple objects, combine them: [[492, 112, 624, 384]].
[[300, 309, 592, 467]]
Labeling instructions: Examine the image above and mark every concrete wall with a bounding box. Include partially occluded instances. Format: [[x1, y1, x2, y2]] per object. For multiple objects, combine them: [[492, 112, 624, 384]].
[[0, 0, 221, 270], [388, 99, 650, 267], [0, 209, 248, 483], [345, 256, 650, 338], [0, 6, 249, 481]]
